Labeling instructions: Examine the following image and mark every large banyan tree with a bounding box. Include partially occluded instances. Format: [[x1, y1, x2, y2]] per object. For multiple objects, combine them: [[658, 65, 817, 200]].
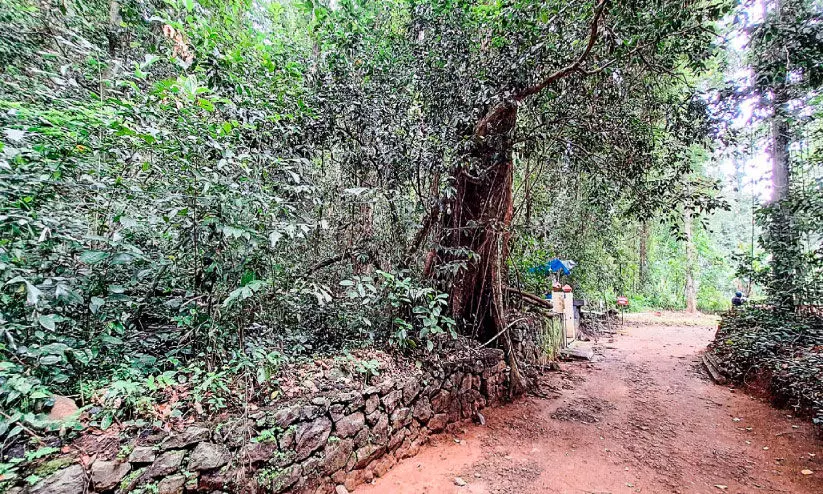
[[314, 0, 728, 377]]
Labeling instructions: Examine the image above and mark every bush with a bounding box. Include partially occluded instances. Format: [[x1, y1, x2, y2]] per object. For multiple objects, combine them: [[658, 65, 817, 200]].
[[713, 307, 823, 425]]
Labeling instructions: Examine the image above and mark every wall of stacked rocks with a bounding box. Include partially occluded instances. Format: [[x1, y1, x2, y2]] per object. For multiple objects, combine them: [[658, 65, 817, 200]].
[[20, 347, 515, 494], [510, 311, 561, 366]]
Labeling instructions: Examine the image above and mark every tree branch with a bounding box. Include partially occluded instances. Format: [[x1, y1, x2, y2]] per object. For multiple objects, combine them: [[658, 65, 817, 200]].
[[514, 0, 609, 102], [306, 250, 353, 275], [503, 286, 553, 309], [406, 202, 440, 258]]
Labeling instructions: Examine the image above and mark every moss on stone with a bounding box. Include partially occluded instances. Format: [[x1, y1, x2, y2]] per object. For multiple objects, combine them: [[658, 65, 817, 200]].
[[32, 457, 73, 478]]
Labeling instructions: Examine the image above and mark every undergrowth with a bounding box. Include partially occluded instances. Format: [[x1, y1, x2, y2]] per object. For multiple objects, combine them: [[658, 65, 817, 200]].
[[713, 307, 823, 426]]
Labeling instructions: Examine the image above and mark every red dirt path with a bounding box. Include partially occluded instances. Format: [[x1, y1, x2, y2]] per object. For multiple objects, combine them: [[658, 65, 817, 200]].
[[358, 315, 822, 494]]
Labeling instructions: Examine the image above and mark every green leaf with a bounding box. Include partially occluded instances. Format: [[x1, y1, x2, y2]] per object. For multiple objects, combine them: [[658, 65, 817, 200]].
[[141, 54, 160, 69], [72, 349, 93, 365], [28, 391, 49, 400], [37, 314, 59, 331], [39, 343, 69, 355], [246, 280, 266, 291], [39, 355, 61, 365], [222, 226, 245, 239], [55, 284, 83, 305], [4, 277, 42, 306], [90, 297, 106, 314], [100, 335, 124, 345], [197, 98, 214, 111], [257, 366, 268, 384], [80, 251, 108, 264], [223, 286, 251, 307], [119, 216, 138, 228]]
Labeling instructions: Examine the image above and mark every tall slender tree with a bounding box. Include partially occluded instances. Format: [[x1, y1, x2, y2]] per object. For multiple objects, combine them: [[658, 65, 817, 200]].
[[746, 0, 823, 307]]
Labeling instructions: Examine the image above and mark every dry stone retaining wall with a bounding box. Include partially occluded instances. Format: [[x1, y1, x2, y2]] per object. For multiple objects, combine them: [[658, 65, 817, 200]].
[[21, 348, 512, 494]]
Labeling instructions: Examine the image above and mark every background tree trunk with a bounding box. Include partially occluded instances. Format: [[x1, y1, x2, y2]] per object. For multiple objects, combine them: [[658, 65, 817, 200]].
[[639, 221, 649, 288], [768, 88, 798, 309], [684, 209, 697, 313]]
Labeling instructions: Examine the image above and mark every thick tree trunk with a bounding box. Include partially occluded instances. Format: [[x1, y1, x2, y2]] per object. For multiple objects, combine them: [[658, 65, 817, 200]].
[[443, 102, 517, 342], [684, 209, 697, 313], [425, 0, 606, 338], [770, 110, 790, 203], [438, 101, 528, 394], [765, 0, 794, 308]]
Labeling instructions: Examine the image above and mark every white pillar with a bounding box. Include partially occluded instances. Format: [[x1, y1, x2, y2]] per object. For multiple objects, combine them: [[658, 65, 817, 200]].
[[563, 290, 575, 340], [552, 291, 564, 314]]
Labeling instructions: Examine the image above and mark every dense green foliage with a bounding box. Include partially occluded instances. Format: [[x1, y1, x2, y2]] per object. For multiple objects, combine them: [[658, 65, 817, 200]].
[[14, 2, 822, 475], [715, 307, 823, 424], [1, 0, 322, 425]]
